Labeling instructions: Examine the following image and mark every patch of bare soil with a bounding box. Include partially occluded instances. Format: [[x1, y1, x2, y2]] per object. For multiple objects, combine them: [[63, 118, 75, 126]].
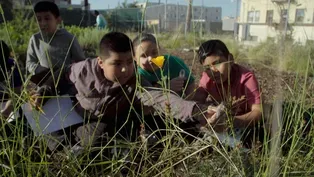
[[169, 50, 313, 104]]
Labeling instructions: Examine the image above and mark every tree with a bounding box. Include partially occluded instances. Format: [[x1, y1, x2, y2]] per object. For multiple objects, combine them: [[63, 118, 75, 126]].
[[0, 0, 13, 9], [121, 0, 137, 8], [185, 0, 192, 35]]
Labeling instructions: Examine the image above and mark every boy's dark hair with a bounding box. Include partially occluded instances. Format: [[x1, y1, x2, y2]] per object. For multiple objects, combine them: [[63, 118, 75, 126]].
[[34, 1, 60, 18], [133, 33, 157, 48], [0, 41, 10, 81], [94, 10, 99, 16], [198, 40, 230, 64], [99, 32, 134, 59]]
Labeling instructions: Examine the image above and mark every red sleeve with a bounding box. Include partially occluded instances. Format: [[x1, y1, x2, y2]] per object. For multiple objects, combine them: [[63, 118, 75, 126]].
[[243, 72, 261, 107]]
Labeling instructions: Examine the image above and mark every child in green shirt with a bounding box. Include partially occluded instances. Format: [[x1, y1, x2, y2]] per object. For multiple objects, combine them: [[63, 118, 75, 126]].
[[133, 33, 195, 99]]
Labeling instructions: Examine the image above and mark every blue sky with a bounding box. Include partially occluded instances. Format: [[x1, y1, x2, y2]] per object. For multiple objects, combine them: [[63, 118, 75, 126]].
[[71, 0, 239, 17]]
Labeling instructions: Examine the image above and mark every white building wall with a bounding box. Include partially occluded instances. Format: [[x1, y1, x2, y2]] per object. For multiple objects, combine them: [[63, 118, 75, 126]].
[[238, 0, 314, 44]]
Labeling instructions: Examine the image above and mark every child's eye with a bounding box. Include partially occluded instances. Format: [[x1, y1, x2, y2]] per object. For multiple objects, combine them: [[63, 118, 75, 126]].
[[112, 63, 121, 66], [213, 63, 222, 67], [212, 60, 222, 65]]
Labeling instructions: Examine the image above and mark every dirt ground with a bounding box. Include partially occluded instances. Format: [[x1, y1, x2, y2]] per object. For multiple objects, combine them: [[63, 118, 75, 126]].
[[170, 50, 313, 104]]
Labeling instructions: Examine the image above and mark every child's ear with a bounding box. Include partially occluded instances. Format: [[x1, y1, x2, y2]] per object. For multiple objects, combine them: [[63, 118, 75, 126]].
[[97, 57, 104, 67]]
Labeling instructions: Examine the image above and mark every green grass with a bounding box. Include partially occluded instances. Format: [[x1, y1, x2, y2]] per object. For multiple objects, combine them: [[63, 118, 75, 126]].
[[0, 7, 313, 177]]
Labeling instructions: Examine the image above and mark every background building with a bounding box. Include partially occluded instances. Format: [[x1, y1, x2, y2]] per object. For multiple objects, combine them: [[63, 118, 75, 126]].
[[238, 0, 314, 45]]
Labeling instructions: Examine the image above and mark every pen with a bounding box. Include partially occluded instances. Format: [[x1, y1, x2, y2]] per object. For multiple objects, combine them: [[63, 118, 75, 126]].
[[29, 96, 45, 115]]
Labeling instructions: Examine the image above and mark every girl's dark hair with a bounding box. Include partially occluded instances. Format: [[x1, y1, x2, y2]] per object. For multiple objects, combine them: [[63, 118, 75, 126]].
[[132, 33, 157, 47], [198, 40, 230, 64], [94, 10, 99, 16]]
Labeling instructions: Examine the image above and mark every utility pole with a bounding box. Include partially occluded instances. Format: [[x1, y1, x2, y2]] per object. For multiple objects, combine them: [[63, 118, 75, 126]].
[[81, 0, 89, 26], [200, 0, 203, 37], [185, 0, 192, 36], [85, 0, 90, 26], [176, 2, 179, 29], [233, 0, 239, 40], [283, 0, 291, 39], [164, 0, 167, 31], [268, 0, 291, 177]]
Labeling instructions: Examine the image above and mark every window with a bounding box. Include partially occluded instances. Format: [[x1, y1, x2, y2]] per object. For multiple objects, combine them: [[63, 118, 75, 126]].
[[295, 9, 305, 23], [255, 11, 260, 22], [266, 10, 274, 24], [247, 11, 254, 22], [247, 10, 260, 23]]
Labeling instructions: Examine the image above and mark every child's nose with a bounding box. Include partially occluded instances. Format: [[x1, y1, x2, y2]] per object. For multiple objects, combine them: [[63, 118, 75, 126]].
[[210, 65, 219, 72], [39, 21, 47, 27]]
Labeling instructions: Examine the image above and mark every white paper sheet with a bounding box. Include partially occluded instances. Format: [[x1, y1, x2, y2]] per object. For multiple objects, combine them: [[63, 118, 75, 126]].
[[22, 95, 84, 136]]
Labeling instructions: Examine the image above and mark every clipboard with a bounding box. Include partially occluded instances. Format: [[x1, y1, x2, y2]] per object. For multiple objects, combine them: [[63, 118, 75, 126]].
[[22, 95, 84, 136]]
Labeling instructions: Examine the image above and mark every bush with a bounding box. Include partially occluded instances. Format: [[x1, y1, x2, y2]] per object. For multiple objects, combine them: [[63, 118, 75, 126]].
[[0, 10, 38, 57], [66, 26, 109, 57]]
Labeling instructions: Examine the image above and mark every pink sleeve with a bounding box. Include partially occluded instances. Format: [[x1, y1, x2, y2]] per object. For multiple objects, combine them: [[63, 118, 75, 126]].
[[199, 72, 210, 89], [243, 72, 261, 106]]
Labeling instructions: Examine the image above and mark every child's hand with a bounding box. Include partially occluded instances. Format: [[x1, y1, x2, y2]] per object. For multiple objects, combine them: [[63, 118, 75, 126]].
[[29, 93, 45, 114], [197, 104, 227, 133], [206, 104, 228, 132], [170, 77, 185, 92], [0, 100, 13, 118]]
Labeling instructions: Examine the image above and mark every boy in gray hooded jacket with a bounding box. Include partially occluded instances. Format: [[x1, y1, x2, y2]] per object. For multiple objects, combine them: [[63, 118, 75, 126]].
[[26, 1, 85, 76]]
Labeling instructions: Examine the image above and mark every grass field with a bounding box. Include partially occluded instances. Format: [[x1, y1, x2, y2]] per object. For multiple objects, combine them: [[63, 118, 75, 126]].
[[0, 9, 314, 177]]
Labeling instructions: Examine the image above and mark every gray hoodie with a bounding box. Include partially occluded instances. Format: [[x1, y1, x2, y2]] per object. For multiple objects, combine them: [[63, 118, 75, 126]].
[[26, 28, 85, 75], [38, 58, 210, 123]]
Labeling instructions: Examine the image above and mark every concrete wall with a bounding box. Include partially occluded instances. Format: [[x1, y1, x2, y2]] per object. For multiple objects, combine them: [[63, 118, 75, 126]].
[[144, 4, 222, 32], [223, 18, 236, 31]]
